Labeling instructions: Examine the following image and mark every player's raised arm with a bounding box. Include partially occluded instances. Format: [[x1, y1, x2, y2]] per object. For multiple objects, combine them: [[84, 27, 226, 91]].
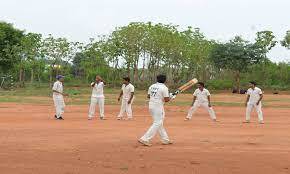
[[98, 76, 106, 85], [91, 82, 96, 87]]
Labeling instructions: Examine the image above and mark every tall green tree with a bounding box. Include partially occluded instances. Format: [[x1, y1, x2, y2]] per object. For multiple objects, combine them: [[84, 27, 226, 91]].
[[281, 30, 290, 49], [210, 36, 267, 91], [18, 33, 42, 84], [0, 22, 24, 73]]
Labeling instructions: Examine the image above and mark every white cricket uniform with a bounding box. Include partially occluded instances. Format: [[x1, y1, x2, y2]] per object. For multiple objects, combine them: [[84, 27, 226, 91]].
[[140, 83, 170, 142], [52, 81, 65, 118], [246, 87, 264, 122], [118, 83, 135, 119], [88, 82, 105, 118], [187, 88, 216, 120]]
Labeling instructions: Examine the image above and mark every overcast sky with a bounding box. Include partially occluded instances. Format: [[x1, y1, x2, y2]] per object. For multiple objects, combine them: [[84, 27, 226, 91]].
[[1, 0, 289, 62]]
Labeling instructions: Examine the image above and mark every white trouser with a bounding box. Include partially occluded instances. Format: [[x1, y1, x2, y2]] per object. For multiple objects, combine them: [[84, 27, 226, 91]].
[[187, 102, 216, 120], [140, 104, 170, 142], [118, 98, 134, 118], [246, 103, 263, 121], [88, 97, 105, 118], [53, 95, 65, 118]]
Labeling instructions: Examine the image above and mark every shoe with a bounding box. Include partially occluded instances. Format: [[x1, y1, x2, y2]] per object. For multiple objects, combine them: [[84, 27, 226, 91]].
[[54, 115, 57, 119], [259, 121, 264, 124], [88, 117, 93, 120], [57, 117, 64, 120], [162, 140, 173, 145], [184, 117, 191, 121], [138, 139, 152, 146], [212, 119, 217, 122], [243, 120, 250, 123], [117, 117, 122, 120], [100, 117, 106, 120]]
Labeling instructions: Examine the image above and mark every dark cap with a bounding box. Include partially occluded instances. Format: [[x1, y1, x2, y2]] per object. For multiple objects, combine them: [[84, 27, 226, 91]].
[[56, 75, 65, 80]]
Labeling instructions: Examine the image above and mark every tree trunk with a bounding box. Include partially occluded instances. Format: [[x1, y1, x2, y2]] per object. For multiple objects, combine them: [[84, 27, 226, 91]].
[[49, 66, 53, 88], [126, 62, 131, 78], [30, 69, 34, 83], [235, 71, 240, 92], [19, 67, 25, 87], [141, 54, 146, 82], [19, 68, 23, 82], [37, 71, 41, 87], [133, 61, 138, 84]]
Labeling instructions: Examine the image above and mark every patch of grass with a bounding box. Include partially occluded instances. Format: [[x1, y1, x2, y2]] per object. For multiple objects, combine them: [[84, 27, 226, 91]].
[[1, 87, 290, 108], [0, 97, 21, 102]]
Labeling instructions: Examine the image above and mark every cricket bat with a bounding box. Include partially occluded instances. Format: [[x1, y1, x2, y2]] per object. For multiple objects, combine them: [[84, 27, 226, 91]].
[[172, 78, 198, 97]]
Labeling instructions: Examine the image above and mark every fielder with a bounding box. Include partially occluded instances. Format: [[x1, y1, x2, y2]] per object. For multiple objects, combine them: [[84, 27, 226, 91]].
[[88, 75, 105, 120], [244, 81, 264, 124], [52, 75, 68, 120], [185, 82, 217, 121], [139, 75, 172, 146], [117, 77, 135, 120]]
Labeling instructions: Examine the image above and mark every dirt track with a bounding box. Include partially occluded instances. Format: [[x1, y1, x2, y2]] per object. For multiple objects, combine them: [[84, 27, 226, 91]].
[[0, 101, 290, 174]]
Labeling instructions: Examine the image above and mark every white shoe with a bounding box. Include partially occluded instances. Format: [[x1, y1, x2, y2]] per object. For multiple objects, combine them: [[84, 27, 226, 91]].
[[162, 140, 173, 145], [138, 139, 152, 146], [259, 121, 264, 124], [184, 117, 191, 121], [88, 117, 93, 120]]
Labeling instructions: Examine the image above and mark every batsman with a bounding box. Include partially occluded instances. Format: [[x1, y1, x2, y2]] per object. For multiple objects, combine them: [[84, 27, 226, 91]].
[[139, 74, 173, 146], [139, 76, 198, 146]]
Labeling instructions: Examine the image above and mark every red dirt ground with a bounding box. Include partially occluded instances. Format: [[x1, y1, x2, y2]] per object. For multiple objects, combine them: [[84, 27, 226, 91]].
[[0, 102, 290, 174]]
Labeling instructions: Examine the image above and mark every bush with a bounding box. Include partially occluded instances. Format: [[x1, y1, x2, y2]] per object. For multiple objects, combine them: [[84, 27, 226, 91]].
[[206, 79, 233, 90]]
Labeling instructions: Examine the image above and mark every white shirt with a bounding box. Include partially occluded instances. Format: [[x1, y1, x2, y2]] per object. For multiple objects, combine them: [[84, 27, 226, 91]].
[[52, 81, 63, 96], [91, 82, 104, 98], [247, 87, 263, 104], [148, 83, 169, 105], [122, 83, 135, 100], [193, 88, 211, 103]]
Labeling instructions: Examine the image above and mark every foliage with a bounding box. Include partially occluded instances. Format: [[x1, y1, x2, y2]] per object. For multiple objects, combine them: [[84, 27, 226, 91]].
[[1, 21, 290, 91], [281, 30, 290, 49]]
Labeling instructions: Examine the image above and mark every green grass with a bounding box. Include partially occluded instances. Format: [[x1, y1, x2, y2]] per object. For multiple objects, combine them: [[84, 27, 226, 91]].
[[1, 87, 290, 108]]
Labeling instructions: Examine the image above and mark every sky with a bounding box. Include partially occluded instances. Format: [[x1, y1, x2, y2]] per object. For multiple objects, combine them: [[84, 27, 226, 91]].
[[0, 0, 289, 62]]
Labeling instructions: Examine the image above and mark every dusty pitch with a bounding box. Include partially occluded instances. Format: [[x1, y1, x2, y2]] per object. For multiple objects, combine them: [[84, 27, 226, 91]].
[[0, 94, 290, 174]]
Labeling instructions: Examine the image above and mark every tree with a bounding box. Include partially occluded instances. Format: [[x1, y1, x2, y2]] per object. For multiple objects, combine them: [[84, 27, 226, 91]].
[[41, 35, 80, 86], [0, 22, 24, 73], [78, 40, 110, 81], [18, 33, 42, 84], [281, 30, 290, 49], [210, 36, 267, 91]]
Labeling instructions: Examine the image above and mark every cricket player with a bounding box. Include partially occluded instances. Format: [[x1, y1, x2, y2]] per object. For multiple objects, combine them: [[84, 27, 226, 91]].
[[139, 74, 172, 146], [117, 77, 135, 120], [52, 75, 68, 120], [244, 81, 264, 124], [88, 75, 105, 120], [185, 82, 217, 121]]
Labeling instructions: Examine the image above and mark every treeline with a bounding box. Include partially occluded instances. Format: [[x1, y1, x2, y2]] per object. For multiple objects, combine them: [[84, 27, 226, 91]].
[[0, 21, 290, 90]]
